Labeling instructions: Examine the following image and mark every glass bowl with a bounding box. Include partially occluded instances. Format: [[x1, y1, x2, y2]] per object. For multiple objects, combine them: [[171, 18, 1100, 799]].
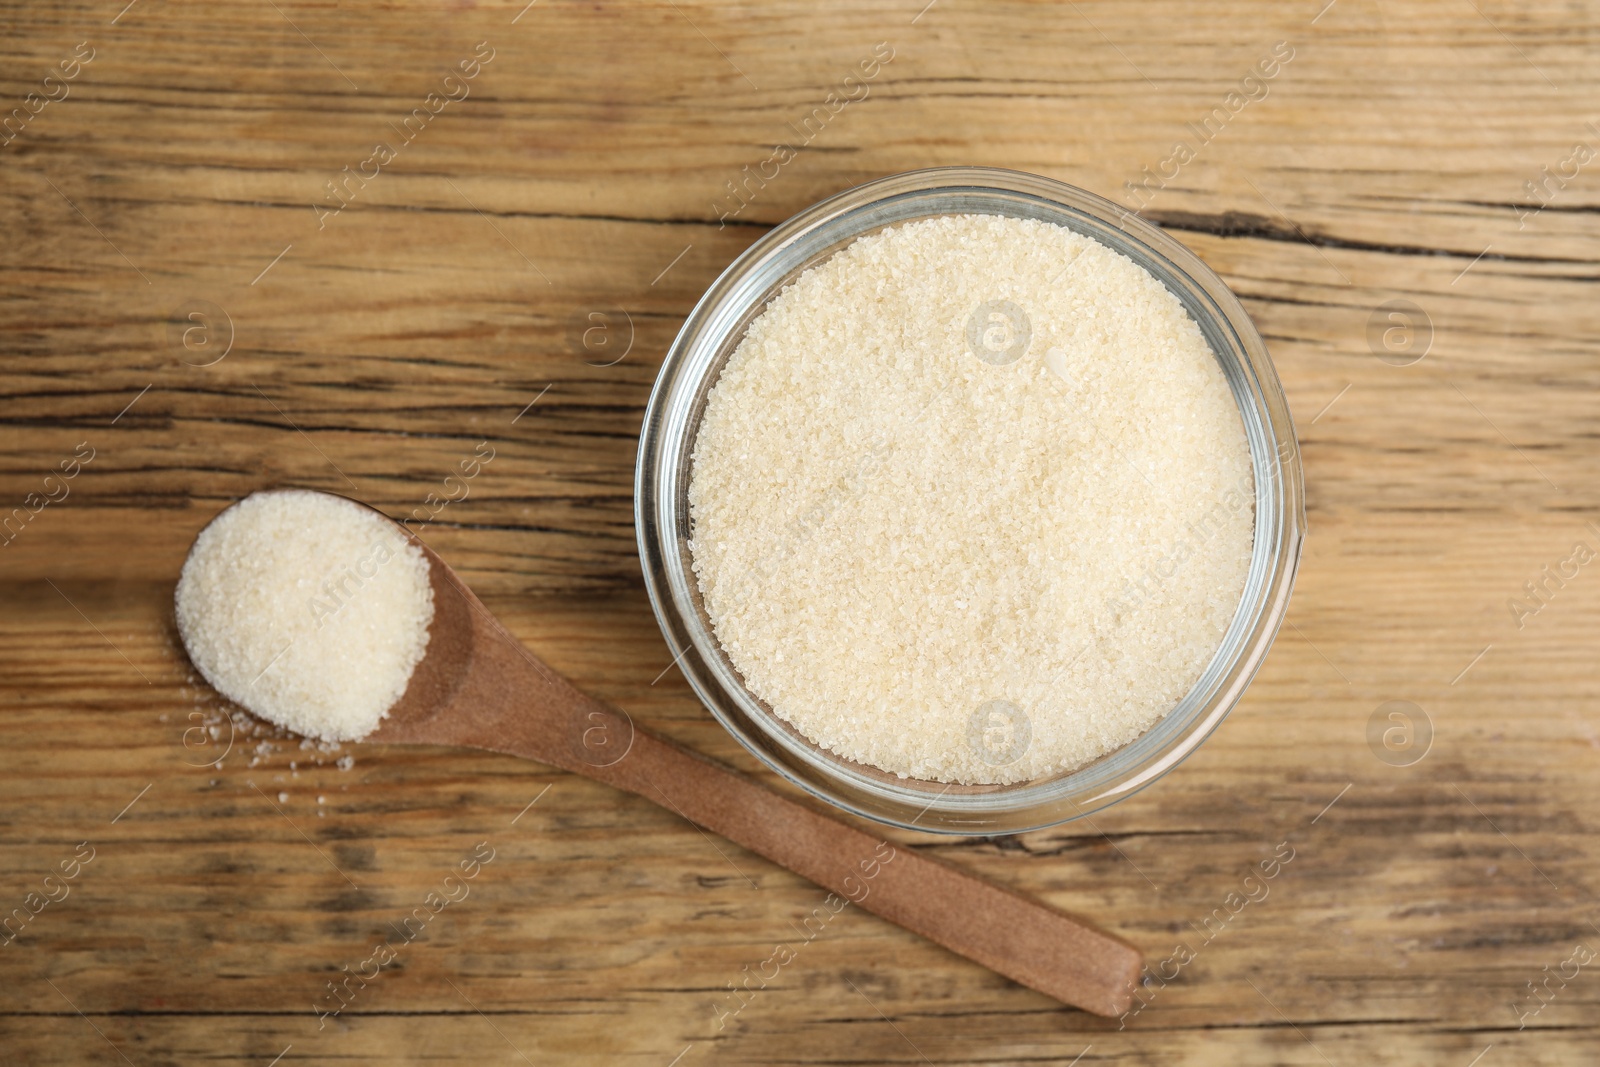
[[635, 167, 1304, 835]]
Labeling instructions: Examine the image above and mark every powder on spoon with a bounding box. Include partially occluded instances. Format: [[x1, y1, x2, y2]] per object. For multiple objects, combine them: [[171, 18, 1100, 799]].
[[688, 213, 1255, 786], [175, 489, 435, 742]]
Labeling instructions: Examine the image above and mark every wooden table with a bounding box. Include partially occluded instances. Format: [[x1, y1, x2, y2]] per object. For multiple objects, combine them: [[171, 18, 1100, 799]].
[[3, 1, 1597, 1063]]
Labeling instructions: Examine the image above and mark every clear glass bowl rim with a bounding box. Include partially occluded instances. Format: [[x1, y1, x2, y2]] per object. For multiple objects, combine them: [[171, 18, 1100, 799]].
[[634, 166, 1305, 835]]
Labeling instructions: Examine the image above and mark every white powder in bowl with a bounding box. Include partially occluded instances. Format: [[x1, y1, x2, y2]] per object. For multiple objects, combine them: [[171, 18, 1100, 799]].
[[175, 489, 435, 742], [688, 214, 1255, 785]]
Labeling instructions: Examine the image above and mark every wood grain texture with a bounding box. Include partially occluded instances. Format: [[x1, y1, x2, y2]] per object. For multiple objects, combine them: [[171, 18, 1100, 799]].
[[2, 0, 1599, 1063]]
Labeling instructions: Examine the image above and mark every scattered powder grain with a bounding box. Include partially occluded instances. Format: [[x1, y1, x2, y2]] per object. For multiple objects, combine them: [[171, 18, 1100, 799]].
[[175, 489, 435, 742], [688, 214, 1255, 785]]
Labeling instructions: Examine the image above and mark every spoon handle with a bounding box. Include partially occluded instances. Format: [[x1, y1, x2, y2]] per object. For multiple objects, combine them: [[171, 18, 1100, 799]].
[[452, 658, 1146, 1015], [393, 569, 1141, 1017], [590, 723, 1143, 1017]]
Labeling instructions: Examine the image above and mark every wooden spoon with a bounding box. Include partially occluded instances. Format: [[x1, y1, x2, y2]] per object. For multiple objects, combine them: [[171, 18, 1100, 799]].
[[237, 503, 1145, 1017]]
